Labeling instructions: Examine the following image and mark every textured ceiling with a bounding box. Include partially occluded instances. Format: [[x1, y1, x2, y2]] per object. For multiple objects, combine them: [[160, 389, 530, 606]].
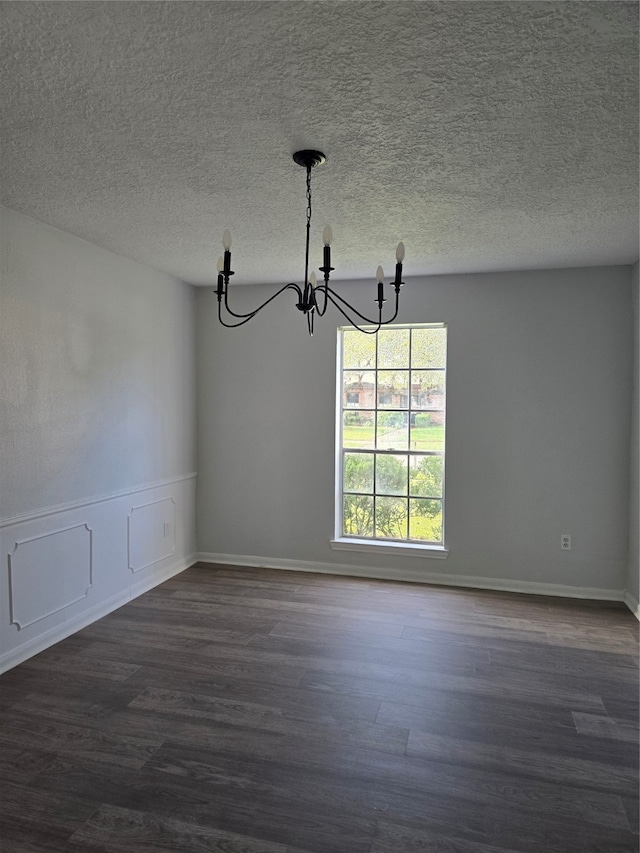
[[1, 1, 638, 285]]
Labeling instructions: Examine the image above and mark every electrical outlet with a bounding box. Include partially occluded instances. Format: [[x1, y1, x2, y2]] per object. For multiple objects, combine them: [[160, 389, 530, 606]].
[[561, 534, 571, 551]]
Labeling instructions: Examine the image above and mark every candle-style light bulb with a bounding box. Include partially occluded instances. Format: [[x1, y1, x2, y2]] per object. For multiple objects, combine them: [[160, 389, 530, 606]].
[[394, 242, 404, 287], [323, 225, 333, 246], [222, 230, 232, 250], [376, 265, 384, 283], [217, 256, 224, 273], [309, 271, 317, 287]]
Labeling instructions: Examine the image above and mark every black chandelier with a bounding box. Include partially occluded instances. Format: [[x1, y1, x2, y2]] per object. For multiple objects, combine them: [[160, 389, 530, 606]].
[[215, 150, 405, 336]]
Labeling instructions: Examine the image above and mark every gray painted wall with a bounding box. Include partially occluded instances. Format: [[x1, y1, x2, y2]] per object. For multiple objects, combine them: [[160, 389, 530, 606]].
[[1, 203, 634, 607], [0, 206, 198, 671], [196, 265, 634, 594], [628, 262, 639, 604], [1, 206, 196, 518]]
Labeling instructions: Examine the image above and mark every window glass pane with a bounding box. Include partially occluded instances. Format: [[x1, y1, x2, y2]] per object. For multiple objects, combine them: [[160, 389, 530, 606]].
[[409, 498, 442, 542], [376, 454, 408, 496], [411, 370, 445, 409], [378, 328, 409, 368], [411, 327, 447, 368], [343, 371, 375, 408], [377, 411, 408, 450], [338, 324, 446, 546], [377, 371, 409, 408], [343, 411, 375, 448], [343, 330, 376, 370], [410, 413, 445, 451], [343, 495, 374, 537], [409, 455, 443, 497], [375, 497, 408, 539], [343, 452, 374, 493]]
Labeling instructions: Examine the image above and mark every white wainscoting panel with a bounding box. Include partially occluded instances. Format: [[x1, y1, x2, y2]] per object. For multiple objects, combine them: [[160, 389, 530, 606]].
[[0, 473, 197, 673], [8, 523, 93, 629], [128, 497, 175, 573]]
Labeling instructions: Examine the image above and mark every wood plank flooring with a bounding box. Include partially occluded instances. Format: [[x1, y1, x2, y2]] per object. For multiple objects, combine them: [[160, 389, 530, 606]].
[[0, 562, 638, 853]]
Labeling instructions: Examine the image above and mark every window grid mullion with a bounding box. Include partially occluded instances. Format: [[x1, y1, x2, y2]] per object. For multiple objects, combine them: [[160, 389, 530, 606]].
[[407, 327, 412, 504], [373, 332, 378, 536], [341, 324, 445, 545]]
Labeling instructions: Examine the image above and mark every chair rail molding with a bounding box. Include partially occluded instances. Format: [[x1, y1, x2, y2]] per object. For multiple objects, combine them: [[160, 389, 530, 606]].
[[0, 472, 197, 529]]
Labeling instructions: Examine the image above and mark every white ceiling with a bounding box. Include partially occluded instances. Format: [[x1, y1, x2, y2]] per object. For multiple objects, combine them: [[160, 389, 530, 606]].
[[1, 1, 638, 286]]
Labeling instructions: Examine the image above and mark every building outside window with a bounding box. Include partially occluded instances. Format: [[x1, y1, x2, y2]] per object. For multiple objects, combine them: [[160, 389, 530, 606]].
[[337, 324, 447, 545]]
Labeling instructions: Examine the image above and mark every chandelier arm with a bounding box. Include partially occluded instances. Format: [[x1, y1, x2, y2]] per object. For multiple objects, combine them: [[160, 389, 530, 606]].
[[217, 301, 258, 328], [390, 292, 401, 323], [221, 284, 259, 319], [323, 290, 383, 335], [222, 282, 304, 319], [323, 284, 394, 326], [312, 283, 329, 317], [380, 288, 401, 325], [221, 300, 260, 321]]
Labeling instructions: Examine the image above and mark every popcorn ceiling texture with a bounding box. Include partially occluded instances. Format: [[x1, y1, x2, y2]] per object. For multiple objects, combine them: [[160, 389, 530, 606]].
[[1, 1, 638, 285]]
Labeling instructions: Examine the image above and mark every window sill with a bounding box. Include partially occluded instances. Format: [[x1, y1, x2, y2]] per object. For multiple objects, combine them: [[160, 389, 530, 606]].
[[330, 538, 449, 559]]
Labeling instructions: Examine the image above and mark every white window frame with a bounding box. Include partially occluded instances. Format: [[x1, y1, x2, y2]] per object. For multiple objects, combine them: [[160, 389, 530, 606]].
[[331, 323, 449, 559]]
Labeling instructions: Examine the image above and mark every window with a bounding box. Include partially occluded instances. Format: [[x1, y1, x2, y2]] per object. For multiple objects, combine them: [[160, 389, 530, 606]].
[[337, 324, 446, 547]]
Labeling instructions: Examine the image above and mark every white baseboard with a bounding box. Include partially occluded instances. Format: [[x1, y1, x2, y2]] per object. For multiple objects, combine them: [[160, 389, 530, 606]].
[[0, 553, 197, 674], [624, 591, 640, 621], [196, 552, 625, 603]]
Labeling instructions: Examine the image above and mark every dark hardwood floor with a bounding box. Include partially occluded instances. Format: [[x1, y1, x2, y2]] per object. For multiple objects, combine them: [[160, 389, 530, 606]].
[[1, 562, 638, 852]]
